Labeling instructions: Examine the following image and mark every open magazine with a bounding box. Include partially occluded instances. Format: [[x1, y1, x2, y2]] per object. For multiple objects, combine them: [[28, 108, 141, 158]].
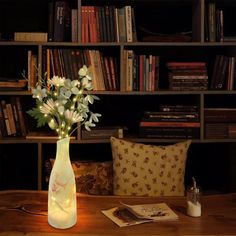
[[102, 202, 178, 227]]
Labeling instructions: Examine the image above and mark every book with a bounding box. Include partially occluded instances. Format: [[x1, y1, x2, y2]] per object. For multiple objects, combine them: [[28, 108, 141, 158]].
[[139, 127, 200, 139], [118, 7, 126, 42], [125, 6, 132, 42], [131, 7, 137, 42], [53, 0, 71, 42], [81, 126, 124, 140], [139, 121, 200, 128], [1, 100, 12, 136], [102, 202, 178, 227], [166, 62, 206, 69], [208, 2, 216, 42], [15, 97, 28, 137], [142, 111, 199, 122], [71, 8, 78, 42], [204, 108, 236, 122], [48, 0, 54, 42], [6, 103, 17, 135], [10, 97, 22, 136], [0, 101, 7, 137], [14, 32, 48, 42], [159, 105, 198, 112]]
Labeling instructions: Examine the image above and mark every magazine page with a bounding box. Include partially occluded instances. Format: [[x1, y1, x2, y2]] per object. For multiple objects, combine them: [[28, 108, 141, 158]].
[[102, 202, 178, 227]]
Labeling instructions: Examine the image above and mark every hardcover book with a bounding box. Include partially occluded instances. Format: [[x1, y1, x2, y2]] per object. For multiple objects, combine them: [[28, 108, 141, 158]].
[[82, 126, 123, 140], [14, 32, 48, 42], [53, 0, 71, 42]]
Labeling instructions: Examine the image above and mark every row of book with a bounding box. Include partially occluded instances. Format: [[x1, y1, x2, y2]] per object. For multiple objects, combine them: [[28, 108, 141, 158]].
[[210, 55, 235, 90], [206, 2, 236, 42], [22, 50, 236, 92], [205, 108, 236, 139], [81, 5, 137, 43], [0, 97, 27, 138], [44, 49, 119, 91], [167, 62, 208, 91], [139, 105, 200, 139], [122, 50, 160, 91], [45, 52, 235, 92], [48, 1, 137, 43]]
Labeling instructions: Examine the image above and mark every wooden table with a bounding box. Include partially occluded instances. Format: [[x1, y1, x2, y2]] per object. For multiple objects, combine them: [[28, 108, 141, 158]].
[[0, 190, 236, 236]]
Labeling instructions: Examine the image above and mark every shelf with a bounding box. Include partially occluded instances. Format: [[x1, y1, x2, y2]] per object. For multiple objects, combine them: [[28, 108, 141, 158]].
[[0, 0, 236, 193]]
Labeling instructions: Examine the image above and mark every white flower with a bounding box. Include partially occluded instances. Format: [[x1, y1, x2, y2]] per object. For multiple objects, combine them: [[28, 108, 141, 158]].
[[64, 110, 82, 123], [78, 65, 89, 77], [32, 85, 47, 101], [40, 98, 56, 115], [48, 76, 65, 87], [28, 64, 101, 139]]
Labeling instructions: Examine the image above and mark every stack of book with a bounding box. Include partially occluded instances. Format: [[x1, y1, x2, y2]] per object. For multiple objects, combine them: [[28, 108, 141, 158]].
[[167, 62, 208, 91], [139, 105, 200, 139], [205, 108, 236, 138]]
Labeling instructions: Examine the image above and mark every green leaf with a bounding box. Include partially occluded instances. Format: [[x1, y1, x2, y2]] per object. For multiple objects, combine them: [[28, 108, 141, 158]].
[[27, 108, 50, 128]]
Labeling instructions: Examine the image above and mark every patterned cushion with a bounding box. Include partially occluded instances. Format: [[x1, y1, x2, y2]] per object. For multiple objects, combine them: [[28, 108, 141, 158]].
[[45, 159, 113, 195], [110, 137, 191, 196]]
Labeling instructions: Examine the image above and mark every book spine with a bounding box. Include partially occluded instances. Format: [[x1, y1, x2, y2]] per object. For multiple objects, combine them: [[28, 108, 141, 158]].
[[1, 100, 12, 136], [82, 128, 123, 139], [118, 7, 126, 42], [0, 100, 7, 137], [208, 2, 216, 42], [15, 97, 27, 137], [139, 121, 200, 128], [48, 0, 55, 42], [14, 32, 48, 42], [27, 50, 32, 91], [6, 103, 17, 135], [131, 7, 137, 42], [126, 50, 133, 91], [71, 9, 78, 42], [10, 97, 21, 136], [125, 6, 132, 42], [114, 8, 119, 42], [53, 0, 71, 42], [139, 127, 200, 139], [103, 56, 112, 90]]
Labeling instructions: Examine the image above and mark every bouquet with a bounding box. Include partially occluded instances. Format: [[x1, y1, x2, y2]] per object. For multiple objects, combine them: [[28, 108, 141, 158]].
[[27, 65, 101, 139]]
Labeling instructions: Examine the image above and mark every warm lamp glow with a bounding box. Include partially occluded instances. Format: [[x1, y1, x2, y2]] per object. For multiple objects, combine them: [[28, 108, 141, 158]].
[[48, 186, 77, 229], [48, 137, 77, 229]]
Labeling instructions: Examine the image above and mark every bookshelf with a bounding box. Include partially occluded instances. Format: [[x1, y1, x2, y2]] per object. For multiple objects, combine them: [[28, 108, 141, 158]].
[[0, 0, 236, 193]]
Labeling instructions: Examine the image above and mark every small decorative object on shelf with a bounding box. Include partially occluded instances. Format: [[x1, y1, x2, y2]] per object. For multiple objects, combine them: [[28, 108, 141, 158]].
[[27, 65, 101, 229]]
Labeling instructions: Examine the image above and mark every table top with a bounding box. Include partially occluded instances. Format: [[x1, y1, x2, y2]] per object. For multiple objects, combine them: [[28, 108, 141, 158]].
[[0, 190, 236, 236]]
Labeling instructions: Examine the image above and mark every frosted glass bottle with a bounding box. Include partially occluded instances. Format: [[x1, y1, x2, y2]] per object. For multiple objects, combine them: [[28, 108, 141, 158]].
[[48, 137, 77, 229]]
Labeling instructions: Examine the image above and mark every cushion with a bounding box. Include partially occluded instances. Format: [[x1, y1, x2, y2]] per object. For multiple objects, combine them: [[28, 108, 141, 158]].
[[110, 136, 191, 196], [45, 159, 113, 195]]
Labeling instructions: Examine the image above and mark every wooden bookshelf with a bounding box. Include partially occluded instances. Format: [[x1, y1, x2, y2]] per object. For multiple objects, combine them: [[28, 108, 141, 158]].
[[0, 0, 236, 193]]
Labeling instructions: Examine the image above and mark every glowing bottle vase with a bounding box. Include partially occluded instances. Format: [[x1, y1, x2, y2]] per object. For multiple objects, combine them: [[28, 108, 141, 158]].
[[48, 137, 77, 229]]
